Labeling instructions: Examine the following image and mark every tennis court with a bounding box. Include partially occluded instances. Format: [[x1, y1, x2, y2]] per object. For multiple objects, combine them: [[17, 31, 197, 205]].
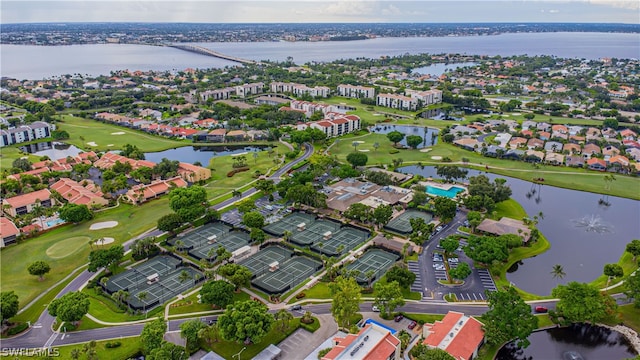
[[345, 249, 399, 285], [189, 230, 251, 261], [168, 222, 232, 250], [311, 227, 369, 256], [251, 256, 323, 295], [263, 212, 317, 237], [384, 209, 433, 234], [238, 245, 293, 277], [106, 256, 180, 293], [290, 220, 342, 246]]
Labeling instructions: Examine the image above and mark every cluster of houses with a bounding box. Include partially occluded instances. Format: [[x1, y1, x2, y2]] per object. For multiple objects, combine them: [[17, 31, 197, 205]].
[[0, 151, 211, 247], [450, 120, 640, 174], [322, 174, 414, 213]]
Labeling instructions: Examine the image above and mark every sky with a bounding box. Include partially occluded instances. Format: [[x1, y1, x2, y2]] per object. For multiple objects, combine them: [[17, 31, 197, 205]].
[[1, 0, 639, 24]]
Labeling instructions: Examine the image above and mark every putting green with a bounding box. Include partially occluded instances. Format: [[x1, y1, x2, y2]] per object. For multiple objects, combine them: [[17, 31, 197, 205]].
[[46, 236, 91, 259]]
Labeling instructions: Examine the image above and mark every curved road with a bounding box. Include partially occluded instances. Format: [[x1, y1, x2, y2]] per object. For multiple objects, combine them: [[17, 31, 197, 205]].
[[1, 143, 313, 350]]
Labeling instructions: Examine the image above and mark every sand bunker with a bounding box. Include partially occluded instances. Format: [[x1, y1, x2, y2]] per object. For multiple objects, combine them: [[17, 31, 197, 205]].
[[111, 132, 126, 135], [90, 221, 118, 230], [420, 148, 432, 153], [354, 141, 365, 144], [87, 141, 98, 147], [431, 156, 443, 160], [107, 144, 114, 147], [95, 237, 115, 246], [359, 149, 370, 152]]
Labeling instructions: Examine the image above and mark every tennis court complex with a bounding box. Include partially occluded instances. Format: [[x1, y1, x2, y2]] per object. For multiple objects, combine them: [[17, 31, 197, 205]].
[[168, 222, 232, 250], [263, 212, 317, 237], [104, 256, 203, 311], [189, 231, 250, 261], [345, 249, 399, 285], [384, 209, 433, 234], [239, 245, 322, 294], [290, 220, 342, 246], [311, 227, 369, 256]]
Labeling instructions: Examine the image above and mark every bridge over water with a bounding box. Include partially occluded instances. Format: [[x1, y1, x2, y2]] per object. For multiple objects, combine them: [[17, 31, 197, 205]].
[[168, 44, 260, 65]]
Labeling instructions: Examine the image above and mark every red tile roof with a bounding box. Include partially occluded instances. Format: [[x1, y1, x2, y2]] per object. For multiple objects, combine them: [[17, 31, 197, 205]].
[[3, 189, 52, 209], [0, 217, 20, 239], [423, 311, 485, 360]]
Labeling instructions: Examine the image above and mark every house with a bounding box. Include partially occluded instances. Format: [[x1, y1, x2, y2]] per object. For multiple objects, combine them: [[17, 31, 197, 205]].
[[247, 129, 268, 141], [586, 127, 601, 137], [476, 217, 531, 241], [543, 141, 563, 152], [551, 124, 568, 134], [321, 323, 401, 360], [583, 143, 601, 156], [625, 148, 640, 161], [226, 130, 247, 142], [422, 311, 485, 360], [545, 152, 565, 165], [538, 131, 551, 141], [563, 143, 581, 154], [0, 217, 20, 247], [207, 128, 227, 143], [125, 177, 188, 205], [2, 189, 55, 217], [453, 138, 481, 151], [503, 149, 524, 160], [587, 158, 607, 171], [177, 162, 212, 182], [508, 137, 528, 149], [406, 88, 443, 105], [565, 156, 585, 168], [526, 138, 544, 150], [620, 129, 637, 140], [525, 150, 544, 163], [608, 155, 630, 167], [337, 84, 376, 99], [50, 178, 108, 208], [602, 145, 620, 157]]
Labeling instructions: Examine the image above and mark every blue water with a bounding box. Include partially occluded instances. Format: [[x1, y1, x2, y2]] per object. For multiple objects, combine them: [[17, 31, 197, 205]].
[[46, 218, 65, 227], [426, 185, 465, 198], [363, 318, 397, 334]]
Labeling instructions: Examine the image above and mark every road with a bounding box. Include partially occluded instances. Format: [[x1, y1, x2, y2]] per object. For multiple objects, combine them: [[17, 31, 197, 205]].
[[0, 143, 314, 350]]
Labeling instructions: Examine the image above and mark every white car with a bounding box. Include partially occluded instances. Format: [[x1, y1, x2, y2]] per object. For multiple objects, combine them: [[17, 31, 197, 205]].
[[372, 305, 380, 312]]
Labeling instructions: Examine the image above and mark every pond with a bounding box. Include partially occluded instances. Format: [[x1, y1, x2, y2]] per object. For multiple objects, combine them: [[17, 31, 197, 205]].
[[496, 323, 637, 360], [368, 125, 439, 149], [411, 62, 478, 77], [144, 145, 271, 165], [19, 141, 83, 159], [398, 165, 640, 295]]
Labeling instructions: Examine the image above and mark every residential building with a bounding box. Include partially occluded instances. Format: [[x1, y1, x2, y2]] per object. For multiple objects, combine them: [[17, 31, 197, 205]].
[[177, 162, 212, 183], [337, 84, 376, 99], [125, 177, 188, 205], [50, 178, 108, 208], [0, 121, 53, 147], [376, 93, 417, 110], [406, 88, 443, 105], [321, 323, 401, 360], [2, 189, 55, 217], [198, 87, 235, 102], [422, 311, 485, 360], [303, 113, 361, 138], [234, 82, 264, 98], [476, 217, 531, 242], [206, 128, 227, 143], [0, 217, 20, 247], [587, 158, 607, 171]]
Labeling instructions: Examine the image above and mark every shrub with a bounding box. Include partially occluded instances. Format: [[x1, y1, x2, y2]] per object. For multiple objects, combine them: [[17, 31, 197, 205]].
[[227, 166, 250, 177], [389, 149, 400, 154], [105, 341, 122, 348], [6, 322, 29, 336], [296, 292, 306, 299]]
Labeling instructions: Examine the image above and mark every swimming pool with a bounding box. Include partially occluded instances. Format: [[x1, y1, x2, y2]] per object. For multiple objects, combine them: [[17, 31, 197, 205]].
[[426, 185, 465, 198], [362, 318, 397, 334], [45, 218, 66, 227]]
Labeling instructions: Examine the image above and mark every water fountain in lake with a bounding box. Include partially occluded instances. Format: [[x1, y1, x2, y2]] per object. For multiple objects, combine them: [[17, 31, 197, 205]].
[[571, 215, 613, 234]]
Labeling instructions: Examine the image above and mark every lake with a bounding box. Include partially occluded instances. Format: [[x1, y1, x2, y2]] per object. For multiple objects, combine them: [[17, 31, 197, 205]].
[[411, 62, 478, 76], [143, 145, 270, 165], [496, 324, 637, 360], [368, 125, 439, 149], [398, 165, 640, 295], [2, 32, 639, 79]]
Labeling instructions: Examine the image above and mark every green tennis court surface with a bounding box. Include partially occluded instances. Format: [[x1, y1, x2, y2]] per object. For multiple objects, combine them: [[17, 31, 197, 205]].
[[384, 209, 433, 234], [345, 248, 399, 285]]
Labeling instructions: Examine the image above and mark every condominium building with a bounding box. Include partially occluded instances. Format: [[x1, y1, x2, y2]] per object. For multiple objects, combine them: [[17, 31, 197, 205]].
[[337, 84, 376, 99], [0, 121, 53, 147], [376, 93, 418, 111]]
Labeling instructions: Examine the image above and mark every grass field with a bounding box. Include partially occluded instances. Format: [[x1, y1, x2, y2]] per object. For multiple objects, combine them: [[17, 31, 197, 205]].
[[0, 145, 42, 171], [590, 251, 638, 290], [57, 114, 186, 152], [0, 199, 172, 308], [403, 313, 445, 324], [168, 290, 251, 316]]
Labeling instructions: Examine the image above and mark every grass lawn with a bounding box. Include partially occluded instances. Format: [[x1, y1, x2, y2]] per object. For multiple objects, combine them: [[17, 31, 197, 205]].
[[1, 199, 172, 308], [613, 304, 640, 333], [83, 288, 157, 323], [57, 114, 185, 152], [9, 336, 142, 360], [589, 251, 638, 290], [302, 276, 421, 301], [64, 316, 103, 331], [168, 290, 250, 316], [491, 199, 528, 220], [403, 313, 445, 324], [535, 314, 555, 328], [206, 318, 301, 359], [0, 145, 42, 171]]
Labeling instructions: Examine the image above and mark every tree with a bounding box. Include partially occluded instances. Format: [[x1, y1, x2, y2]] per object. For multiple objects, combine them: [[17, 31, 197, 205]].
[[140, 318, 167, 355], [137, 291, 149, 315], [397, 329, 411, 351], [250, 228, 267, 244], [343, 203, 372, 223], [365, 170, 394, 186], [373, 281, 405, 317], [346, 152, 368, 168], [12, 158, 32, 172], [218, 300, 274, 344], [433, 197, 457, 222], [169, 186, 207, 223], [463, 235, 509, 265], [254, 179, 276, 196], [242, 211, 265, 229], [410, 344, 456, 360], [28, 260, 51, 281], [483, 287, 538, 348], [624, 270, 640, 308], [449, 262, 472, 282], [436, 165, 469, 183], [626, 240, 640, 262], [59, 203, 93, 223], [385, 266, 416, 289], [274, 309, 293, 332], [551, 264, 566, 280], [329, 276, 362, 328], [372, 204, 393, 229], [180, 319, 205, 352], [237, 199, 257, 214], [0, 291, 19, 323], [387, 131, 405, 146], [48, 291, 90, 325], [121, 144, 146, 160], [466, 211, 483, 232], [468, 175, 512, 204], [198, 323, 221, 347], [552, 281, 617, 324], [87, 245, 124, 273], [200, 280, 235, 308], [147, 341, 187, 360], [218, 264, 252, 290], [406, 135, 423, 149], [157, 213, 183, 233], [131, 237, 158, 261], [603, 263, 624, 287], [439, 237, 459, 257]]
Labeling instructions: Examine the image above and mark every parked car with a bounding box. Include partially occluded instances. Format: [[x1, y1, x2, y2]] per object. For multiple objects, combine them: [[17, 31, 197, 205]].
[[290, 305, 302, 311], [394, 315, 404, 322], [408, 321, 417, 330], [534, 306, 548, 313], [372, 305, 380, 312], [435, 225, 444, 232]]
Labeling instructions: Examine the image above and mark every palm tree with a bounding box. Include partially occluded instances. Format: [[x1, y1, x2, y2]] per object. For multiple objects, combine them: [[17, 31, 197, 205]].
[[178, 270, 191, 283], [373, 142, 380, 152], [253, 151, 259, 164], [352, 141, 359, 152], [232, 189, 242, 198], [550, 264, 566, 279], [365, 270, 376, 289], [137, 291, 149, 317], [317, 242, 324, 256], [274, 309, 293, 332]]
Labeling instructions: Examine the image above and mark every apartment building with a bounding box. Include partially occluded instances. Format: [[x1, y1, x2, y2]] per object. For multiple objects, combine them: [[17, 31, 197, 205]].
[[337, 84, 376, 99], [376, 93, 418, 111], [0, 121, 53, 147]]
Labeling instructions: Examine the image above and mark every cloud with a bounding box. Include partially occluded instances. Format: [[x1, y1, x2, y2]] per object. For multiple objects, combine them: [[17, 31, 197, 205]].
[[549, 9, 560, 13], [321, 1, 375, 16], [381, 4, 402, 16], [588, 0, 639, 11]]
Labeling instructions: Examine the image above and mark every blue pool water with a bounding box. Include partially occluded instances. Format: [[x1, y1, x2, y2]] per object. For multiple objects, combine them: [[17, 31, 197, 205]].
[[45, 218, 65, 227], [426, 185, 465, 198], [362, 318, 397, 334]]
